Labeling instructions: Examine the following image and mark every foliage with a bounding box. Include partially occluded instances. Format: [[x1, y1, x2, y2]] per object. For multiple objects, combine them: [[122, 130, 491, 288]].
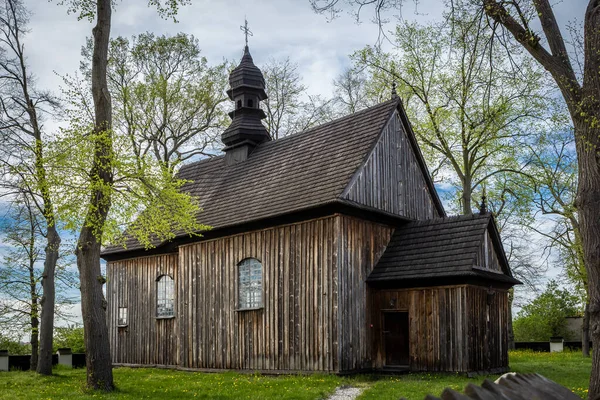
[[513, 280, 582, 341], [0, 334, 30, 355], [332, 67, 387, 114], [261, 57, 338, 139], [0, 350, 591, 399], [525, 120, 586, 304], [44, 127, 207, 249], [53, 326, 85, 353], [66, 32, 230, 174], [0, 195, 78, 337], [352, 9, 549, 217], [55, 0, 191, 22], [344, 4, 549, 294]]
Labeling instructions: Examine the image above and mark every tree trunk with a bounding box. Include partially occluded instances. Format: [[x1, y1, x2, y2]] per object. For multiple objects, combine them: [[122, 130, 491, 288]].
[[481, 1, 600, 396], [29, 267, 39, 371], [572, 112, 600, 397], [577, 6, 600, 394], [508, 289, 515, 350], [462, 175, 472, 215], [36, 226, 60, 375], [76, 0, 114, 390], [583, 302, 590, 357], [76, 232, 113, 390]]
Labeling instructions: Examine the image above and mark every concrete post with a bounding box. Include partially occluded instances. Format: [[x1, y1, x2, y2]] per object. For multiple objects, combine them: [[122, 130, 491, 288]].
[[57, 348, 72, 368], [0, 350, 8, 371], [550, 337, 564, 352]]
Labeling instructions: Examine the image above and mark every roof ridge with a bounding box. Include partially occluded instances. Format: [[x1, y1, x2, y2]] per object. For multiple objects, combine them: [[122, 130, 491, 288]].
[[407, 213, 491, 225], [258, 98, 399, 147], [178, 99, 399, 173]]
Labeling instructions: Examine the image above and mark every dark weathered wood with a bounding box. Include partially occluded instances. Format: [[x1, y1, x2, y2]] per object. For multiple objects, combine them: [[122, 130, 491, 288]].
[[108, 211, 510, 375], [337, 216, 394, 371], [176, 216, 340, 371], [107, 253, 178, 366], [371, 285, 509, 372], [343, 111, 438, 220], [427, 373, 581, 400]]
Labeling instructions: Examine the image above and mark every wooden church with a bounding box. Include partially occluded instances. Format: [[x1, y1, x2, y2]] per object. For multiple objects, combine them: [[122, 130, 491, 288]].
[[101, 43, 520, 374]]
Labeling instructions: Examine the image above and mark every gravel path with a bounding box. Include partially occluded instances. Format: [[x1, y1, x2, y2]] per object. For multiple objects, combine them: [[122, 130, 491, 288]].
[[327, 385, 363, 400]]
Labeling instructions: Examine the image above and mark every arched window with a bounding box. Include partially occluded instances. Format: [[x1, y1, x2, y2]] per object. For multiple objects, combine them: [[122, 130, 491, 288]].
[[238, 258, 262, 309], [156, 275, 174, 318], [247, 98, 254, 108], [237, 100, 242, 109]]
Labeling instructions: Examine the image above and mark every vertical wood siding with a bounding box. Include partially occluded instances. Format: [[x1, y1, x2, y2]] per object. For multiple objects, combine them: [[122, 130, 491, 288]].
[[466, 286, 509, 371], [177, 216, 339, 371], [343, 112, 437, 220], [107, 253, 178, 366], [370, 286, 509, 372], [337, 216, 394, 371], [475, 232, 503, 272]]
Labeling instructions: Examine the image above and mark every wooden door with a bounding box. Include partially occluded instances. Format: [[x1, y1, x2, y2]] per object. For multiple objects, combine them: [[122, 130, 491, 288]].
[[383, 312, 409, 366]]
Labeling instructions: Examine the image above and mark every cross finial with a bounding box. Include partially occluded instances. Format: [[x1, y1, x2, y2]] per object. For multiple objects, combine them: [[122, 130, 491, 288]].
[[240, 18, 253, 47]]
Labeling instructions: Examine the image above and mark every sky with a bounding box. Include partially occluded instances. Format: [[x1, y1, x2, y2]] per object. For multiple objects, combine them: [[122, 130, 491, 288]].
[[0, 0, 588, 334], [23, 0, 583, 103]]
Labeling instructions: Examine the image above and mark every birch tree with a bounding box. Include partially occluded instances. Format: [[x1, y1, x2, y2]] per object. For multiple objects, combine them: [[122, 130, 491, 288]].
[[0, 193, 78, 370], [0, 0, 61, 375]]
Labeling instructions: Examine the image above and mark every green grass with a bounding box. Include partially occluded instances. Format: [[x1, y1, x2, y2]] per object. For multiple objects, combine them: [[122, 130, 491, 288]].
[[0, 350, 591, 399], [0, 366, 342, 399], [354, 350, 592, 400]]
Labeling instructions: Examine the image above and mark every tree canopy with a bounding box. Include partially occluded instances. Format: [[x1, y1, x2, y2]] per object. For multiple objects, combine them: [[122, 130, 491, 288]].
[[513, 280, 582, 341]]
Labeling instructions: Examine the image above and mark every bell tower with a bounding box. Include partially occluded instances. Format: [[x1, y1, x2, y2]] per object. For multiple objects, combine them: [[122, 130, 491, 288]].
[[221, 20, 270, 165]]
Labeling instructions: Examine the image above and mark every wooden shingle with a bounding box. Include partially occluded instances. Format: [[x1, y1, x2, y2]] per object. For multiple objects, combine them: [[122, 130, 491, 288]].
[[368, 214, 520, 284]]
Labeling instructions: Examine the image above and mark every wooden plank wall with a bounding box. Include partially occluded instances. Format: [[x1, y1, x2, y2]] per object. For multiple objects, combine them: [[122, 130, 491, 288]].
[[466, 286, 509, 371], [337, 216, 394, 372], [370, 285, 509, 372], [343, 112, 438, 220], [107, 253, 178, 366], [475, 232, 503, 272], [177, 216, 339, 372]]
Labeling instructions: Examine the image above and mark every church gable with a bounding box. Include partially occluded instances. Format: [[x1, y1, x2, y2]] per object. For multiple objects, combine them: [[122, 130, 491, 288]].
[[341, 109, 443, 220]]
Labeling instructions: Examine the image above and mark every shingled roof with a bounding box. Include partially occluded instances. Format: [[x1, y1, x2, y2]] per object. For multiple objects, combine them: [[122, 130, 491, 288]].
[[368, 213, 520, 285], [103, 99, 407, 255]]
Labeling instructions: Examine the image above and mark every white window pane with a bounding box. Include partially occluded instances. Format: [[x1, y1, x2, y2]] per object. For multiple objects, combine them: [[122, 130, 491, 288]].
[[238, 258, 262, 309], [118, 307, 127, 326], [157, 275, 175, 317]]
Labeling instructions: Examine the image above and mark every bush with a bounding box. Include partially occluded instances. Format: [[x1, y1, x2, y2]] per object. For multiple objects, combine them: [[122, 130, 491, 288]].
[[0, 335, 30, 355], [514, 280, 581, 341], [53, 326, 85, 353]]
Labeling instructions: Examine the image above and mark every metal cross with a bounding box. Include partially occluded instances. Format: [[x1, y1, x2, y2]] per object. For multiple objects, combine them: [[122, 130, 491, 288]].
[[240, 18, 253, 47]]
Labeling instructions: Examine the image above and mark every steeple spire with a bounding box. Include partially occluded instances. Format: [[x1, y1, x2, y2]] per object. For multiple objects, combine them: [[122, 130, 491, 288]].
[[221, 25, 270, 165], [479, 187, 488, 215], [391, 81, 398, 99]]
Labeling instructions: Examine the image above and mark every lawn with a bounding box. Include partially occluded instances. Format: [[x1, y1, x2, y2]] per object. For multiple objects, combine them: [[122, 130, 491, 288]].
[[355, 350, 592, 399], [0, 350, 591, 399]]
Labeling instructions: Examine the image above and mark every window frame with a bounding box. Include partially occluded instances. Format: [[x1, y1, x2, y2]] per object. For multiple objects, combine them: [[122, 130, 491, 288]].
[[236, 258, 264, 311], [156, 274, 175, 319], [117, 307, 128, 327]]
